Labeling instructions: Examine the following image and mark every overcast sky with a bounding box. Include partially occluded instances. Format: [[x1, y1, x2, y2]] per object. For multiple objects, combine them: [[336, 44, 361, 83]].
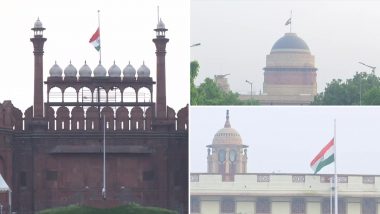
[[190, 107, 380, 175], [0, 0, 189, 112], [191, 0, 380, 95]]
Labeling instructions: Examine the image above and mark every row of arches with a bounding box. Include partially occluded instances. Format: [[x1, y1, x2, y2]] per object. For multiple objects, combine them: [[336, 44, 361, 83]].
[[48, 87, 152, 103], [20, 106, 188, 131]]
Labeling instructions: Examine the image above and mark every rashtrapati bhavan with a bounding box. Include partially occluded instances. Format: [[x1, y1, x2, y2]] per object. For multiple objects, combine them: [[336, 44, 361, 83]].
[[239, 31, 317, 105], [190, 111, 380, 214]]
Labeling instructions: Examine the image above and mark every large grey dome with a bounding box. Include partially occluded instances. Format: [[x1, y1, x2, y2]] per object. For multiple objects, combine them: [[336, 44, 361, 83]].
[[64, 62, 77, 77], [123, 61, 136, 77], [49, 62, 63, 77], [79, 61, 92, 77], [108, 61, 121, 77], [271, 33, 310, 53], [94, 63, 107, 77], [137, 62, 150, 77]]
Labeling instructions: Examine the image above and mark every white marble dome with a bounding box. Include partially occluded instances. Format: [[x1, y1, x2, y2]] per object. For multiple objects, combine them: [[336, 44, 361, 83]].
[[123, 61, 136, 78], [34, 18, 43, 28], [108, 61, 121, 77], [49, 61, 63, 77], [212, 111, 243, 145], [79, 61, 92, 77], [137, 62, 150, 77], [64, 62, 77, 77], [94, 63, 107, 77]]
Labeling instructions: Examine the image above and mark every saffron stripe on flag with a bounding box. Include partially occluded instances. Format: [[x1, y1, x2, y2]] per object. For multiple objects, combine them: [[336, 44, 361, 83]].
[[310, 138, 334, 166]]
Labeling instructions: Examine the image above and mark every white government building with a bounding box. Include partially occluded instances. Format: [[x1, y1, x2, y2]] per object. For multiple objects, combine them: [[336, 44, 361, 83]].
[[190, 111, 380, 214]]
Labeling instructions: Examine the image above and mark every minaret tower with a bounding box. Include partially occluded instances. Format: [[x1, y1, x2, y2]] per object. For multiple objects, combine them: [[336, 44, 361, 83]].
[[153, 18, 169, 119], [207, 110, 248, 179], [30, 18, 47, 119]]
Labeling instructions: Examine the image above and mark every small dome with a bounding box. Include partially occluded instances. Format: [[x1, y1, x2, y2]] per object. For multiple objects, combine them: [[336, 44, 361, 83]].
[[79, 61, 92, 77], [34, 17, 43, 28], [123, 61, 136, 77], [64, 61, 77, 77], [49, 61, 62, 77], [137, 62, 150, 77], [271, 33, 310, 53], [212, 110, 243, 145], [157, 18, 165, 29], [94, 63, 107, 77], [108, 61, 121, 77]]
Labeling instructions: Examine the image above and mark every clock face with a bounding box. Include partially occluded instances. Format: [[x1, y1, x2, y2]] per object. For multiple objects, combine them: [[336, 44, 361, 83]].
[[229, 150, 237, 162], [218, 149, 226, 162]]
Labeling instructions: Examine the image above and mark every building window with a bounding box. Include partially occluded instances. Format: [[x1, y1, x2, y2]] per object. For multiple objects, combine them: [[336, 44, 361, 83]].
[[143, 170, 155, 181], [363, 176, 375, 184], [362, 198, 377, 214], [292, 175, 305, 183], [322, 198, 346, 214], [20, 171, 27, 187], [256, 197, 271, 214], [291, 198, 305, 214], [191, 196, 200, 213], [190, 174, 199, 182], [46, 170, 58, 181], [220, 197, 235, 213]]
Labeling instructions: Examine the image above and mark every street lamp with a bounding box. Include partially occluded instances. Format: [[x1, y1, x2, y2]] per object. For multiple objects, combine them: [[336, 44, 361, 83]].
[[245, 80, 253, 104]]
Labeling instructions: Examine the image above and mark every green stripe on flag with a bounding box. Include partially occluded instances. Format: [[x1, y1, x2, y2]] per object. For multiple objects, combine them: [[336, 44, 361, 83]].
[[314, 154, 334, 174]]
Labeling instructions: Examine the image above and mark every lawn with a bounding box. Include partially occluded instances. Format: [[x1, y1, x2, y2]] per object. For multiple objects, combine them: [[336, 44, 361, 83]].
[[38, 203, 177, 214]]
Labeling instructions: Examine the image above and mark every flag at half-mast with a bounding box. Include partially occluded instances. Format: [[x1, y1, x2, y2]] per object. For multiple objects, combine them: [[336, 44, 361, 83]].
[[89, 28, 100, 51], [310, 138, 335, 174], [285, 18, 292, 26]]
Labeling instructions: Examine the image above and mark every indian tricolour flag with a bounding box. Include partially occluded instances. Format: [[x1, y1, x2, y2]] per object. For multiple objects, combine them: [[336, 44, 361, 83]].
[[89, 28, 100, 51], [310, 138, 335, 174]]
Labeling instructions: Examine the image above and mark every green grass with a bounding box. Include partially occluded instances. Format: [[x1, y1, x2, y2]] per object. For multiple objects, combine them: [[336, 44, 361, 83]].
[[38, 203, 177, 214]]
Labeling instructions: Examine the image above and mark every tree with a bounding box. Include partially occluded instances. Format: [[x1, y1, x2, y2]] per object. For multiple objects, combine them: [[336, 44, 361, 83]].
[[363, 87, 380, 105], [312, 72, 380, 105], [190, 61, 258, 105]]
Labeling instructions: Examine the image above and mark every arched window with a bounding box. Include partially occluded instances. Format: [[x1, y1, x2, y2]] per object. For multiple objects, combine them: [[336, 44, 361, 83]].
[[108, 87, 122, 103], [49, 87, 63, 103], [78, 87, 92, 103], [123, 87, 136, 103], [137, 87, 151, 102], [63, 87, 77, 103], [93, 87, 107, 103]]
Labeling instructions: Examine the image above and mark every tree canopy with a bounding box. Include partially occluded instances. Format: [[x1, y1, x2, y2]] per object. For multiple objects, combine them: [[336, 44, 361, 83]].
[[190, 61, 258, 105], [312, 72, 380, 105]]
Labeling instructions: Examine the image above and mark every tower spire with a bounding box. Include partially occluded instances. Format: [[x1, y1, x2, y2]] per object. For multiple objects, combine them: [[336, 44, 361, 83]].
[[31, 17, 47, 119], [224, 110, 231, 128], [153, 12, 169, 119]]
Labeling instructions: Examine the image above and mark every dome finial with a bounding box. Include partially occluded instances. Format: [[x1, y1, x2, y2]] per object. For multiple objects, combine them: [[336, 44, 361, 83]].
[[225, 110, 231, 128]]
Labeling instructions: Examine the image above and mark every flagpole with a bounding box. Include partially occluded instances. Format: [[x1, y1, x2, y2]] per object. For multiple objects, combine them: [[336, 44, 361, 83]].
[[334, 119, 338, 214], [102, 113, 106, 200], [330, 177, 333, 214], [97, 10, 102, 64]]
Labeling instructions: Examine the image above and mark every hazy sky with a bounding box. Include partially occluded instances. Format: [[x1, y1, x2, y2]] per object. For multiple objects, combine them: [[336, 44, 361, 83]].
[[191, 0, 380, 95], [190, 107, 380, 175], [0, 0, 189, 112]]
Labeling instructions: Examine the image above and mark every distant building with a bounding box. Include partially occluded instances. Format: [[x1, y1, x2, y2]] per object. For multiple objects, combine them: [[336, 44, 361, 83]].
[[0, 18, 188, 213], [190, 111, 380, 214], [240, 32, 317, 105], [214, 74, 231, 92]]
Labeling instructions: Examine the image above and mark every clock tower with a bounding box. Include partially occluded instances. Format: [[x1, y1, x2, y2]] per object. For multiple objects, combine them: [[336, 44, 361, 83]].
[[207, 110, 248, 179]]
